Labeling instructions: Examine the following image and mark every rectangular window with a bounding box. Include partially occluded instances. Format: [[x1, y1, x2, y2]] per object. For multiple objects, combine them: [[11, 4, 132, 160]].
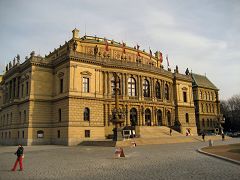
[[26, 82, 29, 95], [60, 79, 63, 93], [24, 110, 26, 122], [85, 130, 90, 138], [58, 109, 62, 122], [10, 113, 12, 125], [82, 77, 89, 93], [21, 84, 24, 97], [22, 131, 24, 139], [183, 92, 187, 102], [57, 130, 60, 138], [7, 114, 9, 125], [19, 112, 21, 123]]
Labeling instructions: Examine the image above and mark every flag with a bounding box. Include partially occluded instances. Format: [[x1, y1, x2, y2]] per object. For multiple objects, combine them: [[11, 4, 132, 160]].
[[166, 54, 169, 67], [122, 42, 126, 54], [105, 39, 109, 51], [149, 48, 152, 59], [159, 51, 163, 63]]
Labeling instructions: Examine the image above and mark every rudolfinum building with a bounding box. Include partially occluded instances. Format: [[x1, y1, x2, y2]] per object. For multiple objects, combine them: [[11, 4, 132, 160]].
[[0, 28, 222, 146]]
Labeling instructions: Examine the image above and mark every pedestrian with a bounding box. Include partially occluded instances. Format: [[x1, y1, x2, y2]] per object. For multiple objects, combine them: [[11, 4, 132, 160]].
[[222, 133, 225, 141], [11, 144, 24, 171], [202, 132, 205, 141], [170, 128, 172, 136]]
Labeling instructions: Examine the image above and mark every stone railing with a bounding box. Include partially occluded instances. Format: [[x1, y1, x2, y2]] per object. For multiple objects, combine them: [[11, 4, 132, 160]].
[[69, 51, 173, 78]]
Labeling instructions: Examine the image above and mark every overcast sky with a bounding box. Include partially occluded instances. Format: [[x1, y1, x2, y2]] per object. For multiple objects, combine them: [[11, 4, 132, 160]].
[[0, 0, 239, 100]]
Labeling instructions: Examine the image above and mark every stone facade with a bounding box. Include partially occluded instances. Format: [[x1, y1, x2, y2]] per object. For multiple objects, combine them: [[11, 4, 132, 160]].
[[191, 73, 223, 134], [0, 28, 220, 146]]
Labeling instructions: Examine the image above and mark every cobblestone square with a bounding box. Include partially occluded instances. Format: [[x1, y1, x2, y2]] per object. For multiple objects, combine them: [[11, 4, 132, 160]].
[[0, 139, 240, 180]]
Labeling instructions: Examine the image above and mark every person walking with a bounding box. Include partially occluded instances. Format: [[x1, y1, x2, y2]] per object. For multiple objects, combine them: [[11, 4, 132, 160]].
[[170, 128, 172, 136], [11, 144, 24, 171], [222, 133, 225, 141], [202, 132, 205, 142]]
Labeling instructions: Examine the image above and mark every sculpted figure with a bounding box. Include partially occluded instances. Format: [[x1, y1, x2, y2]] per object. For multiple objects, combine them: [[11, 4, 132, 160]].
[[94, 45, 98, 56]]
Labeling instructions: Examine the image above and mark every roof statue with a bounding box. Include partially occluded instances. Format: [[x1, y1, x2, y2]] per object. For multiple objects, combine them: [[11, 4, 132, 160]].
[[94, 45, 98, 56]]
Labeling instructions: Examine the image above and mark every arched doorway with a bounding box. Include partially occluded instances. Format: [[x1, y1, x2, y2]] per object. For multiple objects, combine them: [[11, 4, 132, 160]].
[[130, 108, 138, 126], [157, 110, 162, 126], [167, 111, 171, 126], [145, 109, 151, 126]]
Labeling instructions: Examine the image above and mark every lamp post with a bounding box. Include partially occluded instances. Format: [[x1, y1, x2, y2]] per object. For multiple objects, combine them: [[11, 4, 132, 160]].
[[112, 73, 125, 141]]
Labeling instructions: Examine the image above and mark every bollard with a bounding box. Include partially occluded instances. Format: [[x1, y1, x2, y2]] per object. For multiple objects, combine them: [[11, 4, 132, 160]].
[[209, 139, 213, 147]]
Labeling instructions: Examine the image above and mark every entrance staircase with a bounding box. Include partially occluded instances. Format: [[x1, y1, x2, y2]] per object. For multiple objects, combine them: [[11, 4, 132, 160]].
[[137, 126, 184, 138]]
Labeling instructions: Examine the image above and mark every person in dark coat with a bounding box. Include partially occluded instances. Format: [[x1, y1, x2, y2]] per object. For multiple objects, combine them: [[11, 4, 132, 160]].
[[222, 133, 225, 141], [202, 132, 205, 141], [11, 144, 24, 171]]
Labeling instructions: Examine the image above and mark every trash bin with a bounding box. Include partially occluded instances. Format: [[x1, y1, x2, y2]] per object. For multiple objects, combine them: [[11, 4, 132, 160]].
[[209, 139, 213, 147]]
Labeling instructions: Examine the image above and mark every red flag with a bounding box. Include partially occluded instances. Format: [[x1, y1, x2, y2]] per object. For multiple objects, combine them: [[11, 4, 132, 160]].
[[105, 39, 109, 51], [159, 51, 163, 63], [166, 54, 169, 67]]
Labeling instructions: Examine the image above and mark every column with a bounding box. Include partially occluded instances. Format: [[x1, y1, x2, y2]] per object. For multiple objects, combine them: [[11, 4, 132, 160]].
[[122, 73, 125, 97], [136, 75, 139, 97], [107, 72, 110, 97], [125, 74, 128, 98], [107, 103, 111, 126], [140, 76, 143, 100]]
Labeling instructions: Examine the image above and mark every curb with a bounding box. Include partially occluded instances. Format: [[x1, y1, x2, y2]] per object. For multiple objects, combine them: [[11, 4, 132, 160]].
[[197, 148, 240, 166]]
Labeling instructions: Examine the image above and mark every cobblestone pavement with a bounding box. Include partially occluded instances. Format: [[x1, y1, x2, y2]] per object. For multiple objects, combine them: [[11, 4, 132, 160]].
[[0, 138, 240, 180]]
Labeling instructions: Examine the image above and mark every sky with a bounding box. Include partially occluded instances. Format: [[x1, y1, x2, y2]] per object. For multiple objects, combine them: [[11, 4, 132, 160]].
[[0, 0, 239, 100]]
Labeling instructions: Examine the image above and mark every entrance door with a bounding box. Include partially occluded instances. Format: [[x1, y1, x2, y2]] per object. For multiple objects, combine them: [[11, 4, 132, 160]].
[[130, 108, 138, 126], [145, 109, 151, 126], [157, 110, 162, 126]]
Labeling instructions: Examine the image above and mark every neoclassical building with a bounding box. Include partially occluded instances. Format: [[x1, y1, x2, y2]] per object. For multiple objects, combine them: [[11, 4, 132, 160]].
[[0, 28, 217, 146], [191, 73, 223, 134]]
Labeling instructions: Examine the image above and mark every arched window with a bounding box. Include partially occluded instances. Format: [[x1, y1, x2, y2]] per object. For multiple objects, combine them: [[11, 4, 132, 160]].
[[205, 92, 207, 100], [157, 110, 162, 126], [209, 104, 212, 113], [201, 104, 204, 112], [143, 79, 150, 97], [84, 107, 90, 121], [145, 109, 151, 126], [212, 104, 215, 113], [206, 104, 208, 113], [111, 76, 120, 95], [130, 108, 138, 126], [207, 119, 210, 127], [185, 113, 189, 123], [165, 84, 169, 100], [211, 92, 214, 101], [37, 130, 44, 138], [208, 92, 210, 100], [128, 77, 136, 96], [155, 81, 161, 99], [200, 91, 202, 99], [202, 119, 205, 127]]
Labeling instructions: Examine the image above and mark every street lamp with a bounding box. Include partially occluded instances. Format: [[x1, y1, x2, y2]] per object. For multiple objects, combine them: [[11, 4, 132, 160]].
[[112, 73, 125, 141]]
